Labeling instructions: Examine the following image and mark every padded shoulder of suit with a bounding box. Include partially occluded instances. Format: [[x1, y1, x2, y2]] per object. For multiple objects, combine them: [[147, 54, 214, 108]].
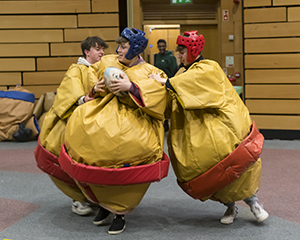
[[191, 59, 222, 70]]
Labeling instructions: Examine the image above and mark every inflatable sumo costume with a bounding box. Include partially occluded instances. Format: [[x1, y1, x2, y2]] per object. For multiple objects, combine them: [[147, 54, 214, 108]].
[[167, 31, 264, 204], [34, 57, 97, 203], [59, 28, 170, 214]]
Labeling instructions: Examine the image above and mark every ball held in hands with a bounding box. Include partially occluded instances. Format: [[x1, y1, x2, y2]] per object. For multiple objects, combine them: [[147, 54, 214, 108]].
[[104, 67, 128, 97]]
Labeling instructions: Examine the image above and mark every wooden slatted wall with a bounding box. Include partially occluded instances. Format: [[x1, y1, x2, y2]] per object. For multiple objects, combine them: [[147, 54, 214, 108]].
[[243, 0, 300, 137], [0, 0, 120, 100]]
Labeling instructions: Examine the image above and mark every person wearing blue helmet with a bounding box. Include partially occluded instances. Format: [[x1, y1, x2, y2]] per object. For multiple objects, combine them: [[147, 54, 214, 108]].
[[115, 27, 148, 60], [60, 28, 169, 235]]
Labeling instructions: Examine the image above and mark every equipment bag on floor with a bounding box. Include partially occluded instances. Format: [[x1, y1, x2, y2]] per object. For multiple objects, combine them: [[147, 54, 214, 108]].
[[0, 85, 39, 142]]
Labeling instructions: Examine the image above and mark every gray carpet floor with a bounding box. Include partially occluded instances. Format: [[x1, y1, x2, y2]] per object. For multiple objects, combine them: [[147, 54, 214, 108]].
[[1, 139, 300, 240]]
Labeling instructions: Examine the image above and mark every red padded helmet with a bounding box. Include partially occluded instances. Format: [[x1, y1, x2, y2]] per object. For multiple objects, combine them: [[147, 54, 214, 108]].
[[176, 31, 205, 63]]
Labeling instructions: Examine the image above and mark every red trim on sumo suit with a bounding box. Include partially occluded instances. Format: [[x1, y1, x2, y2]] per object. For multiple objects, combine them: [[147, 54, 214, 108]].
[[177, 121, 264, 200], [130, 83, 145, 107], [58, 143, 170, 185], [34, 137, 77, 187]]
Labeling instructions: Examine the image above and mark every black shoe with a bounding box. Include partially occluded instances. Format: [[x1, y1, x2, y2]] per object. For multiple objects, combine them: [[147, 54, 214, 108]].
[[108, 215, 126, 235], [93, 207, 113, 225]]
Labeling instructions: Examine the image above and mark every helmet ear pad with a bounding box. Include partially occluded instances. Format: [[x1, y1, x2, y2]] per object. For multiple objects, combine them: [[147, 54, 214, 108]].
[[120, 27, 148, 60], [176, 31, 205, 63]]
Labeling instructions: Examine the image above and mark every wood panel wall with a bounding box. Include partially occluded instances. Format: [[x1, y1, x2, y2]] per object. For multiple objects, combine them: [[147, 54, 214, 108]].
[[243, 0, 300, 132], [220, 1, 243, 86], [0, 0, 120, 99]]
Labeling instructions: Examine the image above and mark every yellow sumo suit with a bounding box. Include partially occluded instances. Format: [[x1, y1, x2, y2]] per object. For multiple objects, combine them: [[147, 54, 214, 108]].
[[35, 60, 96, 202], [167, 59, 263, 204], [60, 55, 169, 214]]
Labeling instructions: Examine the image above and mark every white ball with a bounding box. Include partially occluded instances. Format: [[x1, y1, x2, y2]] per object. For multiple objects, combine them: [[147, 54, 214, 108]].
[[104, 67, 128, 97]]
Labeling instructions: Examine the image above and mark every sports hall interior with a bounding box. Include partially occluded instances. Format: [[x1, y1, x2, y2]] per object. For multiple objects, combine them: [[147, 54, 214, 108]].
[[1, 0, 300, 239]]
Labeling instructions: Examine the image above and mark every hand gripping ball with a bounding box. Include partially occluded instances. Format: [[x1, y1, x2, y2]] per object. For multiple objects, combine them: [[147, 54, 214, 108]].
[[104, 67, 128, 97]]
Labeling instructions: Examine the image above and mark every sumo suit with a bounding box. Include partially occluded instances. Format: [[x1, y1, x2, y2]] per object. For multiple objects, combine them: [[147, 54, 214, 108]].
[[60, 54, 170, 214], [35, 57, 96, 203], [166, 31, 263, 204]]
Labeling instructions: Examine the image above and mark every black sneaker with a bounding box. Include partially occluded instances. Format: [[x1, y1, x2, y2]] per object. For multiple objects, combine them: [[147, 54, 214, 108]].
[[93, 207, 113, 225], [108, 215, 126, 235]]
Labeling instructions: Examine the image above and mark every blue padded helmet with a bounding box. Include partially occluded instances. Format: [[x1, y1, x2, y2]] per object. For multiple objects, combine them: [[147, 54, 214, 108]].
[[118, 27, 148, 60]]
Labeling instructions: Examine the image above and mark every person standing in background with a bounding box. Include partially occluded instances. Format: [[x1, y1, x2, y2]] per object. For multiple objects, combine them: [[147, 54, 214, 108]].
[[154, 39, 178, 78], [154, 39, 177, 132]]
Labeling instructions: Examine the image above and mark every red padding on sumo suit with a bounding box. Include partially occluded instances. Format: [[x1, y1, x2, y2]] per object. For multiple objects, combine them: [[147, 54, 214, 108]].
[[34, 137, 77, 187], [58, 143, 170, 185], [177, 121, 264, 200]]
